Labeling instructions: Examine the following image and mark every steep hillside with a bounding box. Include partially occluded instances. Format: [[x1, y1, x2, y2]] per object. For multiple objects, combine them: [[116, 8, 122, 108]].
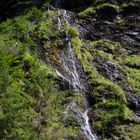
[[0, 0, 140, 140]]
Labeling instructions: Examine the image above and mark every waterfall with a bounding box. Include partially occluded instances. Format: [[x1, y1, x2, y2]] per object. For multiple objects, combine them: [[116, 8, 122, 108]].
[[56, 9, 96, 140], [61, 41, 81, 90], [56, 10, 84, 91]]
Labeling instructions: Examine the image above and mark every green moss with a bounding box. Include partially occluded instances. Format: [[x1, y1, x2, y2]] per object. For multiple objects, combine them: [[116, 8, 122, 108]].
[[124, 54, 140, 68], [79, 7, 95, 18], [125, 67, 140, 95], [96, 3, 120, 12], [88, 39, 127, 67], [71, 37, 83, 59], [70, 33, 132, 138], [0, 1, 139, 139], [115, 124, 140, 140], [89, 39, 122, 55], [93, 95, 132, 138], [79, 3, 120, 18], [97, 100, 131, 118], [87, 67, 127, 103], [0, 6, 73, 139], [124, 124, 140, 139], [115, 18, 126, 26], [122, 2, 138, 9], [26, 6, 44, 22], [63, 23, 70, 32], [68, 27, 79, 37]]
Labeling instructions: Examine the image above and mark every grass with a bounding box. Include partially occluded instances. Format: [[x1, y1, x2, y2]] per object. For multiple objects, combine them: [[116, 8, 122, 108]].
[[79, 3, 120, 18], [89, 39, 122, 55], [125, 67, 140, 95], [115, 124, 140, 140], [124, 54, 140, 68], [79, 7, 95, 18]]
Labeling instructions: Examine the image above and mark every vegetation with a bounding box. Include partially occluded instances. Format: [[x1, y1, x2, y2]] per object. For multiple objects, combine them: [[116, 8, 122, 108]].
[[79, 2, 120, 18], [0, 6, 80, 139], [71, 36, 140, 139], [125, 66, 140, 96]]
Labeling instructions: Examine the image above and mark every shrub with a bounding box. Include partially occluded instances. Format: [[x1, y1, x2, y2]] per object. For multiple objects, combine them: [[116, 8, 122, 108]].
[[69, 27, 79, 37]]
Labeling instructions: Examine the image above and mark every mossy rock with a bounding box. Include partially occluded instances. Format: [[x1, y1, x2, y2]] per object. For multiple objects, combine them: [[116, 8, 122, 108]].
[[79, 3, 120, 20]]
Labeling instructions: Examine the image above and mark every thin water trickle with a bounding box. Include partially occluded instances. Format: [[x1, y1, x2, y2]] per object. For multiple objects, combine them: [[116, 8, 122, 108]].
[[82, 110, 96, 140], [58, 10, 61, 31], [64, 102, 96, 140]]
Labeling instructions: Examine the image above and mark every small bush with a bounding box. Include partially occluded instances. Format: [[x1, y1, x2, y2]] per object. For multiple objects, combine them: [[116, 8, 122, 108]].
[[69, 27, 79, 37]]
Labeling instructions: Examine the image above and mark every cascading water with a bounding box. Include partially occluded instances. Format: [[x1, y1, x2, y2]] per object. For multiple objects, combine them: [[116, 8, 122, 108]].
[[64, 102, 96, 140], [56, 10, 84, 91], [55, 5, 96, 140]]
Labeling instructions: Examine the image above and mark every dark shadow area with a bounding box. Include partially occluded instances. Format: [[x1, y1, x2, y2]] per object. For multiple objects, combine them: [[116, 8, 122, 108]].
[[0, 0, 49, 21], [62, 0, 92, 10]]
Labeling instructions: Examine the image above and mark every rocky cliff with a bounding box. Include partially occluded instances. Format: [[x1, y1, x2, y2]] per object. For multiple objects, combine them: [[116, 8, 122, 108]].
[[0, 0, 140, 140]]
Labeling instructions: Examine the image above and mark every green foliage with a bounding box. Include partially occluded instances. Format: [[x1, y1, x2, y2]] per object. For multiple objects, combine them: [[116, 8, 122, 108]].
[[79, 7, 95, 18], [115, 124, 140, 140], [86, 67, 131, 138], [0, 5, 82, 139], [69, 27, 79, 37], [94, 100, 131, 130], [124, 54, 140, 68], [26, 6, 43, 22], [79, 2, 120, 18], [95, 3, 120, 12], [89, 39, 122, 53], [71, 37, 83, 59], [71, 34, 132, 138], [125, 67, 140, 95], [0, 43, 36, 139]]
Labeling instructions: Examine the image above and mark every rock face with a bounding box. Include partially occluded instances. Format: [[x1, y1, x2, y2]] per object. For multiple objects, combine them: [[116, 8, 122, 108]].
[[0, 0, 140, 140], [77, 13, 140, 101], [71, 1, 140, 139]]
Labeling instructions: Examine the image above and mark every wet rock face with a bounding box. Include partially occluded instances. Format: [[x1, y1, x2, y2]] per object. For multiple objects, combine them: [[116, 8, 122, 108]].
[[78, 14, 140, 54], [74, 3, 140, 135], [78, 16, 140, 91], [95, 60, 124, 82], [94, 58, 140, 110], [63, 0, 92, 10]]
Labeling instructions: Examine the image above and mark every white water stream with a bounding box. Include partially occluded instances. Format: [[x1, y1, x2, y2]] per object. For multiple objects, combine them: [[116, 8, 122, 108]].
[[64, 102, 96, 140], [56, 7, 96, 140], [57, 10, 83, 91]]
